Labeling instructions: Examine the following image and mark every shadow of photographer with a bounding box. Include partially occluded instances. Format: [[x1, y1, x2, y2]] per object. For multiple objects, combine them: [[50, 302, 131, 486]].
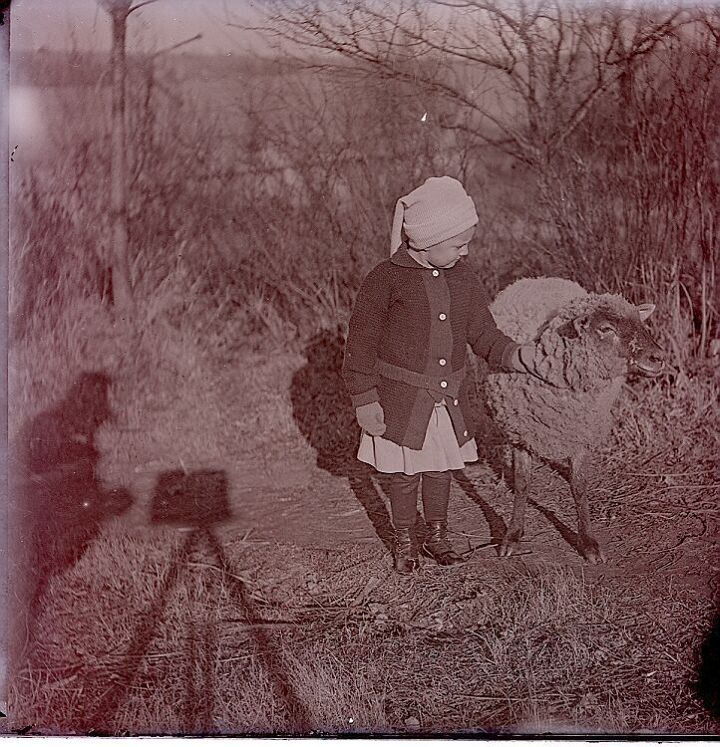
[[289, 327, 394, 550], [11, 372, 133, 654]]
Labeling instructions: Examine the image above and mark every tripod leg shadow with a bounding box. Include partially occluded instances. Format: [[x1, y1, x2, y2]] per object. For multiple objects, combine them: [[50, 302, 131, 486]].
[[203, 529, 313, 733], [82, 529, 202, 734], [184, 614, 216, 734], [82, 527, 313, 735]]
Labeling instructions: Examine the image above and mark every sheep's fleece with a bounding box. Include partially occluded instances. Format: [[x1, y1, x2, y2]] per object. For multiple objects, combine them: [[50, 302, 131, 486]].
[[486, 277, 641, 464]]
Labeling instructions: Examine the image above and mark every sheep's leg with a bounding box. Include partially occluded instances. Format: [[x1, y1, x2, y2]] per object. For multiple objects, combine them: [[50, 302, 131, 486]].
[[499, 447, 532, 557], [569, 451, 606, 564]]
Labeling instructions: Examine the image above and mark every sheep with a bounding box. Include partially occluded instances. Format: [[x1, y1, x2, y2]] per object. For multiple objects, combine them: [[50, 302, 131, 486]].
[[484, 277, 665, 564]]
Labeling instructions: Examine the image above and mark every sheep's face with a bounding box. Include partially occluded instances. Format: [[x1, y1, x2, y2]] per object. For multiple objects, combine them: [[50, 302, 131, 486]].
[[559, 305, 665, 378]]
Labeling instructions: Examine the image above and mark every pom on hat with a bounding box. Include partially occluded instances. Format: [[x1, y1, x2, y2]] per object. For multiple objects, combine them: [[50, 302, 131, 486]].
[[390, 176, 478, 255]]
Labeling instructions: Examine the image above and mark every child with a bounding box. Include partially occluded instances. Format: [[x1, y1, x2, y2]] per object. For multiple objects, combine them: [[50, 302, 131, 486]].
[[342, 176, 540, 574]]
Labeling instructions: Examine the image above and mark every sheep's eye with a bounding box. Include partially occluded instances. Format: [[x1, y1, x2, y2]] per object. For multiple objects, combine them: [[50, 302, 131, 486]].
[[597, 323, 617, 337]]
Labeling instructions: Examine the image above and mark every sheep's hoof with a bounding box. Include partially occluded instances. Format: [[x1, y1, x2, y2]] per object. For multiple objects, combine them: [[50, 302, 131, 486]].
[[580, 537, 606, 564], [499, 529, 523, 558]]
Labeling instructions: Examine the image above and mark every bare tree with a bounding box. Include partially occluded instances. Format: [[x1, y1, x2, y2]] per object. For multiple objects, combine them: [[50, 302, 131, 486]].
[[96, 0, 151, 312], [96, 0, 201, 314], [236, 0, 685, 173]]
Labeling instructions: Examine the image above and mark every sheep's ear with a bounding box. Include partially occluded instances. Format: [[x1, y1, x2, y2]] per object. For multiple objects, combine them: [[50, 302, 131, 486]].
[[636, 303, 656, 321], [558, 315, 589, 339]]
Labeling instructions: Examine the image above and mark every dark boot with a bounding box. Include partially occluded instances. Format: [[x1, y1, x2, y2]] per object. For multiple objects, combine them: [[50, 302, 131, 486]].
[[422, 521, 466, 566], [393, 527, 419, 575]]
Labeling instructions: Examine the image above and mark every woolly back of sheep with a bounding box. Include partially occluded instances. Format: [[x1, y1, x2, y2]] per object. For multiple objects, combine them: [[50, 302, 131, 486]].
[[490, 277, 588, 343]]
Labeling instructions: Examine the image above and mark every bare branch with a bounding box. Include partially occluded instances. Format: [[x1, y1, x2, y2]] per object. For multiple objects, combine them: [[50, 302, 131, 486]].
[[128, 0, 160, 14], [227, 0, 688, 169], [149, 33, 203, 59]]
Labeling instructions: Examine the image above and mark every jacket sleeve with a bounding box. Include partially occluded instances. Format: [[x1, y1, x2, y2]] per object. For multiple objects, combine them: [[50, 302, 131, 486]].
[[467, 274, 519, 371], [342, 265, 392, 407]]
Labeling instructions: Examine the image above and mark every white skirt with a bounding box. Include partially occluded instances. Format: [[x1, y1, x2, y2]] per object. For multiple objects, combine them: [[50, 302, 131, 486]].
[[357, 402, 478, 475]]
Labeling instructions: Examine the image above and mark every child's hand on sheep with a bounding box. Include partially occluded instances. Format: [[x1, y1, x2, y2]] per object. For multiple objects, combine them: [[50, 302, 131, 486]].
[[355, 401, 387, 436], [511, 344, 546, 380]]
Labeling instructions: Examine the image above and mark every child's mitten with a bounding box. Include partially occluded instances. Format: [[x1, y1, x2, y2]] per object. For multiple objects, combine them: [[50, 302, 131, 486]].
[[355, 401, 386, 436]]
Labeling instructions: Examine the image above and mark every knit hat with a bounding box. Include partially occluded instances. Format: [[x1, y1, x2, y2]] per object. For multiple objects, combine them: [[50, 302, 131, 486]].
[[390, 176, 478, 255]]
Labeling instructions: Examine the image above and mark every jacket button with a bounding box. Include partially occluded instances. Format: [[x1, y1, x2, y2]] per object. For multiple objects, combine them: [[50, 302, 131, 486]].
[[440, 381, 448, 388], [463, 430, 468, 437], [432, 270, 439, 277], [453, 399, 459, 406], [439, 358, 447, 366], [438, 313, 447, 321]]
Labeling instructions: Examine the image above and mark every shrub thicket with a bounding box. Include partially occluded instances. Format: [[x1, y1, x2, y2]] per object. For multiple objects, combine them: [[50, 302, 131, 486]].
[[9, 11, 720, 428]]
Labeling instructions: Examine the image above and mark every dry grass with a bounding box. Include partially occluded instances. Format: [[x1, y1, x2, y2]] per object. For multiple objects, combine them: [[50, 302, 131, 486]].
[[5, 524, 717, 735], [595, 368, 720, 541]]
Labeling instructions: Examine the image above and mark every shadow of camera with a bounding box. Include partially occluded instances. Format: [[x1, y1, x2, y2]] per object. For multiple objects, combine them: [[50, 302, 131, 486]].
[[150, 470, 231, 527]]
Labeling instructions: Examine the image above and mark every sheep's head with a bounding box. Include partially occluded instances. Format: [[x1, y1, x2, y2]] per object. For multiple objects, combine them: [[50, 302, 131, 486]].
[[556, 299, 665, 380]]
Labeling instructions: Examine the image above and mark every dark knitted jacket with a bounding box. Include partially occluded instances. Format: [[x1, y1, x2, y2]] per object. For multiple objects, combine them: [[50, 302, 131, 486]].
[[343, 247, 519, 449]]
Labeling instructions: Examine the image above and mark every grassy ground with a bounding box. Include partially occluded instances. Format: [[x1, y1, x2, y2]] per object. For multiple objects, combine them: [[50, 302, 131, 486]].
[[5, 527, 719, 735], [4, 333, 720, 736], [6, 525, 718, 735]]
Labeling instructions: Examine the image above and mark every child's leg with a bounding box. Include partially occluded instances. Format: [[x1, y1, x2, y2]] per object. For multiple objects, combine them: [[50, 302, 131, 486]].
[[389, 473, 420, 529], [421, 471, 466, 566], [389, 473, 421, 574], [421, 470, 451, 522]]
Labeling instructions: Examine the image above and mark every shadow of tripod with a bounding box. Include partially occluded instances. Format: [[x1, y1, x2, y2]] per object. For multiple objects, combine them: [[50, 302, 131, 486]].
[[82, 469, 312, 735]]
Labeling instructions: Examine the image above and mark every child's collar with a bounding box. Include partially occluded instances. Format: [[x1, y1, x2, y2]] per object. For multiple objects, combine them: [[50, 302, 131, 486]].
[[407, 247, 434, 268], [391, 245, 433, 268]]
